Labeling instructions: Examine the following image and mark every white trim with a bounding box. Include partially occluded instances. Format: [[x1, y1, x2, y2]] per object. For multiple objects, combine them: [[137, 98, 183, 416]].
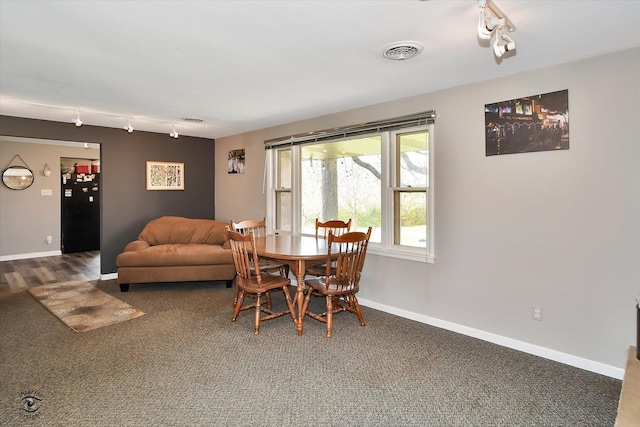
[[427, 124, 435, 259], [358, 298, 625, 380], [0, 251, 62, 261], [291, 146, 302, 235], [367, 247, 433, 263], [100, 272, 118, 281]]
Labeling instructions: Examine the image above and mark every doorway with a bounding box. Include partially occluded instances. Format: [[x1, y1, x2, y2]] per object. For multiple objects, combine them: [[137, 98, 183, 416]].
[[61, 157, 100, 253], [0, 136, 101, 265]]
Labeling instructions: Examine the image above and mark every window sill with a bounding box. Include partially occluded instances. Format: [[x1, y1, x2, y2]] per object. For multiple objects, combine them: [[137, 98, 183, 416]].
[[367, 246, 434, 264]]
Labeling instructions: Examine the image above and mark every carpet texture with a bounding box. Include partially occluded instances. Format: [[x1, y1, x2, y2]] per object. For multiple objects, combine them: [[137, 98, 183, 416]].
[[2, 280, 622, 426], [27, 280, 144, 332]]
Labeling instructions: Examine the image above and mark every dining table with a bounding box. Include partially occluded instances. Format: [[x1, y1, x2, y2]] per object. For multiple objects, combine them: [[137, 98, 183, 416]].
[[251, 234, 334, 335]]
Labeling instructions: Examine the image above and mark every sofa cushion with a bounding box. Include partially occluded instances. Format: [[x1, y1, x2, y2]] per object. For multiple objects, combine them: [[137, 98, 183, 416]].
[[116, 244, 233, 268], [138, 216, 228, 246]]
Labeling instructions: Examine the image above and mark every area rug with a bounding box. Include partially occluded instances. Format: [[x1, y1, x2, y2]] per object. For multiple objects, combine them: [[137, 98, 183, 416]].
[[28, 280, 144, 332]]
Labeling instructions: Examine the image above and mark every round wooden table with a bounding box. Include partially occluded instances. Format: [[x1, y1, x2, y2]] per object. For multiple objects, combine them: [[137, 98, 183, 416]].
[[252, 235, 334, 335]]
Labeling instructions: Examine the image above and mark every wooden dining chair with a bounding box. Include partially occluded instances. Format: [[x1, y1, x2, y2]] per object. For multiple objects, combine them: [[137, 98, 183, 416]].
[[231, 218, 290, 278], [226, 229, 296, 335], [306, 218, 352, 277], [300, 227, 372, 338], [230, 218, 291, 309]]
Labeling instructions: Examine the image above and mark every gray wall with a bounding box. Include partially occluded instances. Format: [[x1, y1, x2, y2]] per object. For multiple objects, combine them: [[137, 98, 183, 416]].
[[0, 117, 216, 274], [214, 47, 640, 373], [0, 138, 99, 257]]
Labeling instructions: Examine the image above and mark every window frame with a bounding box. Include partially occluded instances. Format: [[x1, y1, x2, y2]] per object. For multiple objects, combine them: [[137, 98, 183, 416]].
[[383, 126, 433, 261], [266, 123, 435, 263]]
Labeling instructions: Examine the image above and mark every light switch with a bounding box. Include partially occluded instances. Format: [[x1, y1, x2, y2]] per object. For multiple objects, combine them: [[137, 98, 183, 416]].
[[41, 189, 53, 196]]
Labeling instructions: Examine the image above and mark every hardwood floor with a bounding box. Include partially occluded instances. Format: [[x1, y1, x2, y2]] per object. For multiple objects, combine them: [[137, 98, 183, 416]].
[[0, 251, 100, 297]]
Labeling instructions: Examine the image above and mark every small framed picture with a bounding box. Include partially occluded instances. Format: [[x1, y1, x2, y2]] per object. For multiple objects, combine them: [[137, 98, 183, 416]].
[[146, 161, 184, 190], [228, 149, 245, 174]]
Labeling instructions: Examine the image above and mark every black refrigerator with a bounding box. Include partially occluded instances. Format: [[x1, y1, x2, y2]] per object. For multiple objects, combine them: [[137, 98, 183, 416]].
[[61, 172, 100, 253]]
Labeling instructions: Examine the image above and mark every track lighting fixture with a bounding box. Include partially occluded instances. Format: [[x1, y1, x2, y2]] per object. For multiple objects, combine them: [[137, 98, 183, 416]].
[[493, 25, 516, 58], [123, 117, 134, 133], [5, 99, 203, 135], [478, 0, 516, 59]]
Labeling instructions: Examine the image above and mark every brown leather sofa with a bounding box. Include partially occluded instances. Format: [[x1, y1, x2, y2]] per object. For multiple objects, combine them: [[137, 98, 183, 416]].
[[116, 216, 236, 292]]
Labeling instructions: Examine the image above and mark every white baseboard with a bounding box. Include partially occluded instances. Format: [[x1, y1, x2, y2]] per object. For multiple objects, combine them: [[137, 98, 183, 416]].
[[0, 251, 62, 261], [358, 298, 625, 380], [100, 272, 118, 281]]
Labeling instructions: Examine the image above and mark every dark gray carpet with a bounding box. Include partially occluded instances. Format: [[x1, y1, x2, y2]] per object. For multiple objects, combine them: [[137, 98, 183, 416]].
[[0, 280, 621, 426]]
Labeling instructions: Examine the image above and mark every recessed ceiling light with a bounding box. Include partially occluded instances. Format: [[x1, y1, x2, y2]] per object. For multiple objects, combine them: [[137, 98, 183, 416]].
[[380, 41, 424, 61], [181, 117, 204, 123]]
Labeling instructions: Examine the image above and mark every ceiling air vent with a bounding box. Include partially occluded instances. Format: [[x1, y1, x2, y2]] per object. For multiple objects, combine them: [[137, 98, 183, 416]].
[[380, 41, 424, 61]]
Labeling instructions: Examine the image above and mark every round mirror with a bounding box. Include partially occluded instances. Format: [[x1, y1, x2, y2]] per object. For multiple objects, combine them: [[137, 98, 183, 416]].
[[2, 166, 35, 190]]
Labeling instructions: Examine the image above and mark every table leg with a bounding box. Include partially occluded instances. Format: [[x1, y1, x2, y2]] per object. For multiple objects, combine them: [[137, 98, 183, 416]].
[[296, 260, 305, 336]]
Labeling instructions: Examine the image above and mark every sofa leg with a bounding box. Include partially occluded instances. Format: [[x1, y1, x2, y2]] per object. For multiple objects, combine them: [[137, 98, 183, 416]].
[[119, 283, 130, 292], [225, 279, 233, 288]]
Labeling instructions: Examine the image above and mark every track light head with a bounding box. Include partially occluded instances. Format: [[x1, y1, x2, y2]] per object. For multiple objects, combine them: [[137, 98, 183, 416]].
[[170, 128, 179, 139], [123, 118, 134, 133], [478, 2, 499, 40], [493, 27, 516, 58], [74, 111, 82, 127]]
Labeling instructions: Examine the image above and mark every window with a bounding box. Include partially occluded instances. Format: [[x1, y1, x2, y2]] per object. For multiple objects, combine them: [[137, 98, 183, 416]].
[[266, 113, 434, 263], [391, 130, 428, 249], [275, 149, 292, 231], [301, 135, 382, 241]]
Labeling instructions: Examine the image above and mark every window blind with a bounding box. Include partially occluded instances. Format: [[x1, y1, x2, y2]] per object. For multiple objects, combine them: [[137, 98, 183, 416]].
[[264, 110, 435, 149]]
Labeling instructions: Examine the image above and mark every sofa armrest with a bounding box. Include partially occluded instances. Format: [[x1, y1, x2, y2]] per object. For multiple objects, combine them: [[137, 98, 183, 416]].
[[123, 240, 150, 252]]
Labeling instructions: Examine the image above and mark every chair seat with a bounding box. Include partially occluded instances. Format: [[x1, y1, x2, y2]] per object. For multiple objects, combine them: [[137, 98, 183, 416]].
[[243, 272, 292, 294], [255, 259, 288, 275], [305, 263, 334, 277], [305, 276, 357, 295]]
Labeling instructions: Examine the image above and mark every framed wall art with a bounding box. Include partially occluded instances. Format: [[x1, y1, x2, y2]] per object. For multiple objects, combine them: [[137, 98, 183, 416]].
[[485, 89, 569, 156], [227, 149, 245, 174], [146, 161, 184, 190]]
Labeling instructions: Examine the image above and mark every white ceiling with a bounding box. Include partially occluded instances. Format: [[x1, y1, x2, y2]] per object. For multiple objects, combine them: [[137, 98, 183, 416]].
[[1, 0, 639, 140]]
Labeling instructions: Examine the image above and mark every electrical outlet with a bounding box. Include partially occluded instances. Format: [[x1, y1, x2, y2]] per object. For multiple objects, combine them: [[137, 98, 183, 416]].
[[532, 306, 543, 321], [46, 235, 52, 244]]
